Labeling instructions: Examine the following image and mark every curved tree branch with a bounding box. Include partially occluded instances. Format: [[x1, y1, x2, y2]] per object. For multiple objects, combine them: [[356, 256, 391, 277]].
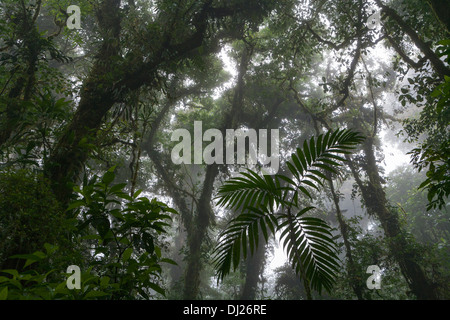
[[376, 0, 450, 77]]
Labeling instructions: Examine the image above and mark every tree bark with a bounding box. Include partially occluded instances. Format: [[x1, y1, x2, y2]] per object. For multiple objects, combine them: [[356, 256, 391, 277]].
[[183, 164, 219, 299], [183, 41, 255, 299], [45, 0, 123, 203], [0, 5, 40, 147], [240, 232, 266, 300], [348, 137, 438, 299], [427, 0, 450, 34], [328, 178, 365, 300], [376, 0, 450, 78]]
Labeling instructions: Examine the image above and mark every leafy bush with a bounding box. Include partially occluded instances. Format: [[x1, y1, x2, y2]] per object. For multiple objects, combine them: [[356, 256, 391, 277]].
[[67, 167, 178, 299], [0, 169, 66, 270], [404, 39, 450, 210], [0, 167, 178, 300], [0, 243, 121, 300]]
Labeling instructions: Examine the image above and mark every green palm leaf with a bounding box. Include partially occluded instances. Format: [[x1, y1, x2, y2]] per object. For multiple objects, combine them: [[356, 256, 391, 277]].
[[287, 129, 364, 191], [213, 205, 278, 281], [216, 169, 290, 212], [278, 208, 339, 293], [213, 129, 364, 294]]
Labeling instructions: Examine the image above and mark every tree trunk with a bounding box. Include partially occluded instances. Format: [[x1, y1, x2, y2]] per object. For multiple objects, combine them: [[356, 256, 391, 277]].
[[0, 7, 40, 147], [376, 0, 450, 78], [427, 0, 450, 34], [45, 0, 213, 204], [328, 178, 365, 300], [183, 43, 255, 299], [45, 0, 122, 203], [349, 137, 438, 299], [183, 164, 219, 299], [240, 232, 266, 300]]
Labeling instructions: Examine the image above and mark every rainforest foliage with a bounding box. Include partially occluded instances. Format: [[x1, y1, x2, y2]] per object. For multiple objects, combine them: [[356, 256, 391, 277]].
[[0, 0, 449, 300]]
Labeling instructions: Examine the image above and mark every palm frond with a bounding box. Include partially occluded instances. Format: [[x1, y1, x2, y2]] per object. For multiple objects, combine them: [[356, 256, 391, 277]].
[[287, 129, 365, 199], [215, 169, 290, 212], [278, 208, 340, 293], [213, 129, 364, 294], [213, 205, 278, 281]]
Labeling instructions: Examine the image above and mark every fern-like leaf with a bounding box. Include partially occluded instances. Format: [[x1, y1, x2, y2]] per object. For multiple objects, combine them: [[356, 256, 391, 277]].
[[213, 129, 364, 294], [278, 208, 339, 293], [213, 206, 278, 281], [287, 129, 364, 192]]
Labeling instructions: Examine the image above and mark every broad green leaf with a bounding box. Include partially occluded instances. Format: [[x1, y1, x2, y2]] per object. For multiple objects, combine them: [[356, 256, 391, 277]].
[[122, 247, 133, 262], [148, 282, 165, 296], [84, 290, 110, 299], [0, 287, 7, 300], [0, 270, 19, 278], [100, 276, 110, 287], [101, 171, 115, 186], [160, 258, 177, 266], [66, 200, 85, 211]]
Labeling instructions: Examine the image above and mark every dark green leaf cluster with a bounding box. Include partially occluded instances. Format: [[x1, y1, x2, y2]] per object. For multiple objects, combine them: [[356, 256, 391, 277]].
[[0, 170, 65, 268], [0, 167, 178, 300], [404, 40, 450, 210], [67, 166, 178, 299]]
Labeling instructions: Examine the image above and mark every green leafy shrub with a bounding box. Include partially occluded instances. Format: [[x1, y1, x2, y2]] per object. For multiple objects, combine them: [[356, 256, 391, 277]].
[[403, 39, 450, 210], [0, 167, 178, 300], [0, 169, 66, 270], [66, 166, 178, 299], [0, 243, 120, 300]]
